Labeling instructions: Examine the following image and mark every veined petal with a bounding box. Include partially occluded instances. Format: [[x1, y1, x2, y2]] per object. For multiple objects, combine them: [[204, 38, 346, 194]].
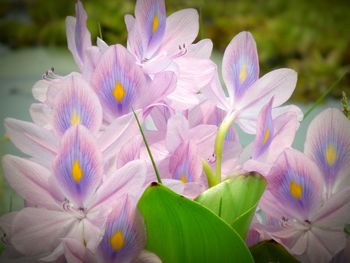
[[134, 250, 162, 263], [222, 31, 259, 102], [2, 155, 61, 210], [161, 8, 199, 56], [53, 75, 102, 136], [4, 118, 58, 167], [88, 160, 146, 210], [11, 208, 77, 257], [135, 71, 176, 109], [53, 125, 102, 208], [267, 149, 324, 221], [252, 98, 274, 159], [304, 108, 350, 194], [135, 0, 166, 59], [236, 68, 297, 133], [166, 115, 189, 153], [96, 196, 145, 263], [91, 44, 147, 121], [169, 142, 202, 184], [66, 1, 92, 68]]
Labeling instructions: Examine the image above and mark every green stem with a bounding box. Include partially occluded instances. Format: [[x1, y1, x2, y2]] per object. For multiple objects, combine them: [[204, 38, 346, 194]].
[[132, 110, 162, 184], [212, 111, 236, 186], [304, 69, 349, 119], [203, 160, 215, 187]]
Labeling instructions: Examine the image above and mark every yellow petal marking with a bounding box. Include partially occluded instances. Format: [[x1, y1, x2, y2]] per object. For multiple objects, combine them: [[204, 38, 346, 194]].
[[70, 110, 81, 126], [152, 15, 159, 33], [290, 181, 302, 200], [180, 174, 187, 184], [325, 145, 337, 166], [112, 82, 126, 103], [262, 128, 269, 144], [239, 63, 247, 84], [72, 160, 84, 183], [110, 230, 125, 250]]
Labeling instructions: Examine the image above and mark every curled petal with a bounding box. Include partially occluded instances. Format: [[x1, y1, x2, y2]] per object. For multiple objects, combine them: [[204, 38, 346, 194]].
[[53, 125, 102, 208]]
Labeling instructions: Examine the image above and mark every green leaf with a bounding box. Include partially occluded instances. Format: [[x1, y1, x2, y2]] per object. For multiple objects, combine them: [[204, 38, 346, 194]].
[[138, 183, 254, 263], [250, 240, 300, 263], [196, 172, 266, 240], [344, 224, 350, 235]]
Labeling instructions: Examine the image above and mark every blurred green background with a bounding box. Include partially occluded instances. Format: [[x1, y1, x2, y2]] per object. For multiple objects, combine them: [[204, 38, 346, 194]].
[[1, 0, 350, 101], [0, 0, 349, 216]]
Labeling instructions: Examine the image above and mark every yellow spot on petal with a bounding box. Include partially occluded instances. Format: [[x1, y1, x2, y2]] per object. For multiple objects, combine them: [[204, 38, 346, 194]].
[[262, 128, 270, 144], [290, 181, 302, 200], [180, 174, 187, 184], [72, 160, 84, 183], [70, 110, 81, 126], [112, 82, 126, 103], [152, 15, 159, 33], [110, 230, 124, 250], [239, 64, 247, 84], [325, 145, 337, 166]]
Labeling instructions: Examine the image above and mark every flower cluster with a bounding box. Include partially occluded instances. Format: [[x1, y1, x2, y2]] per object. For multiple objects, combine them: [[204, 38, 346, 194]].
[[1, 0, 349, 263]]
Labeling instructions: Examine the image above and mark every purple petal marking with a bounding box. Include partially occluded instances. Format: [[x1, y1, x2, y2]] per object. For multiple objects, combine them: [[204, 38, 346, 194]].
[[135, 0, 166, 59], [222, 31, 259, 102], [267, 149, 324, 220], [252, 98, 274, 159], [92, 45, 147, 120], [53, 75, 102, 136], [169, 142, 202, 183], [304, 108, 350, 192], [53, 125, 102, 208], [97, 196, 145, 263]]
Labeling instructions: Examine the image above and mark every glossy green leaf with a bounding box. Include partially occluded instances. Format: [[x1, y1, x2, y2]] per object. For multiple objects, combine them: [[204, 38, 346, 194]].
[[138, 183, 254, 263], [196, 172, 266, 239], [250, 240, 300, 263]]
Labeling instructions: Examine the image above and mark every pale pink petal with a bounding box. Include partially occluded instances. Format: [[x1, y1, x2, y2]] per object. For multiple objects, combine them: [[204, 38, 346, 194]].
[[133, 250, 162, 263], [187, 39, 213, 59], [222, 31, 259, 102], [165, 115, 189, 152], [11, 208, 77, 257], [2, 155, 61, 210], [88, 160, 147, 209], [161, 8, 199, 56], [4, 118, 58, 167], [29, 103, 52, 128], [304, 108, 350, 194]]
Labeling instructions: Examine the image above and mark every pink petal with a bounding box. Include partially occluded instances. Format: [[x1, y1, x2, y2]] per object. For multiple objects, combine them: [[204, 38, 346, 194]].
[[165, 115, 189, 153], [29, 103, 52, 128], [161, 8, 199, 56], [2, 155, 61, 210], [187, 39, 213, 59], [11, 208, 77, 257], [304, 108, 350, 194], [222, 31, 259, 102], [4, 118, 58, 167]]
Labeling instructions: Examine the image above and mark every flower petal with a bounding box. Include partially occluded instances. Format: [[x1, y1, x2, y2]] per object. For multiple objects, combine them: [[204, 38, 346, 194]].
[[266, 148, 324, 221], [304, 108, 350, 194], [29, 103, 52, 128], [4, 118, 58, 167], [66, 1, 92, 69], [2, 155, 61, 210], [91, 44, 147, 121], [135, 0, 166, 59], [53, 125, 102, 208], [161, 8, 199, 56], [11, 208, 77, 257], [53, 74, 102, 135], [222, 31, 259, 102], [96, 196, 145, 263]]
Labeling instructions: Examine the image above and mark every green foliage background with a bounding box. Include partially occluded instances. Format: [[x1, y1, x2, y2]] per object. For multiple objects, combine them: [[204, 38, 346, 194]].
[[1, 0, 350, 101]]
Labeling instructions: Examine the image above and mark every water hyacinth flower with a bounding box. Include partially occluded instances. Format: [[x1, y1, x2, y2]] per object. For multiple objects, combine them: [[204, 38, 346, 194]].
[[258, 148, 350, 263], [125, 0, 216, 109], [243, 97, 299, 175], [1, 125, 147, 261]]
